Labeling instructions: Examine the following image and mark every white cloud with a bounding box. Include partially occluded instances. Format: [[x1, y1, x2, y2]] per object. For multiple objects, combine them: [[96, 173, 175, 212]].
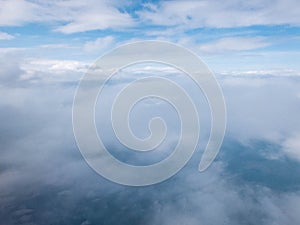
[[83, 36, 115, 53], [54, 3, 134, 34], [283, 134, 300, 162], [0, 0, 135, 33], [137, 0, 300, 29], [38, 44, 72, 49], [221, 76, 300, 143], [144, 27, 184, 37], [0, 51, 25, 86], [0, 48, 26, 54], [1, 43, 300, 225], [0, 32, 14, 40], [219, 68, 300, 77], [18, 58, 90, 84], [199, 37, 269, 53], [0, 0, 299, 34], [23, 58, 88, 73], [0, 0, 37, 26]]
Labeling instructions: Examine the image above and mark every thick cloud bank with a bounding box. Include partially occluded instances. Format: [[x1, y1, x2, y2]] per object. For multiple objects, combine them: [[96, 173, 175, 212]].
[[0, 58, 300, 225]]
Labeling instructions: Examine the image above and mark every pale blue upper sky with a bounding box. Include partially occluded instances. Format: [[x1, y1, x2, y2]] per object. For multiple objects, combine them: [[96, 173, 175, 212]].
[[0, 0, 300, 75]]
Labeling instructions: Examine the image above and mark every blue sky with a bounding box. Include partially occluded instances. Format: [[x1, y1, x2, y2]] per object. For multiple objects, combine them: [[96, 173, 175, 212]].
[[1, 0, 300, 74]]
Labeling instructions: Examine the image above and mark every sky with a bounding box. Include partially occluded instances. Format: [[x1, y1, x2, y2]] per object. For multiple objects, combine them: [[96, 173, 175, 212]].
[[1, 0, 300, 75], [1, 0, 300, 225]]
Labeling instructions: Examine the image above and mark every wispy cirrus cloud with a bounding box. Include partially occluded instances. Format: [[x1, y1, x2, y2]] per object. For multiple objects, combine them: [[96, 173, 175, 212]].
[[137, 0, 300, 29], [53, 1, 135, 34], [0, 32, 15, 40], [199, 37, 270, 53], [0, 0, 135, 33], [2, 0, 299, 34]]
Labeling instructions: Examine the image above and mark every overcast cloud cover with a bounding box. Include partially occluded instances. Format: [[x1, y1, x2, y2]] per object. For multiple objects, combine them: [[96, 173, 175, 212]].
[[0, 0, 300, 225]]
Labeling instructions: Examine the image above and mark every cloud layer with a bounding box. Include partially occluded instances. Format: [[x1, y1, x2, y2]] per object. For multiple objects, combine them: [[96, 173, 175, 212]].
[[1, 57, 300, 224]]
